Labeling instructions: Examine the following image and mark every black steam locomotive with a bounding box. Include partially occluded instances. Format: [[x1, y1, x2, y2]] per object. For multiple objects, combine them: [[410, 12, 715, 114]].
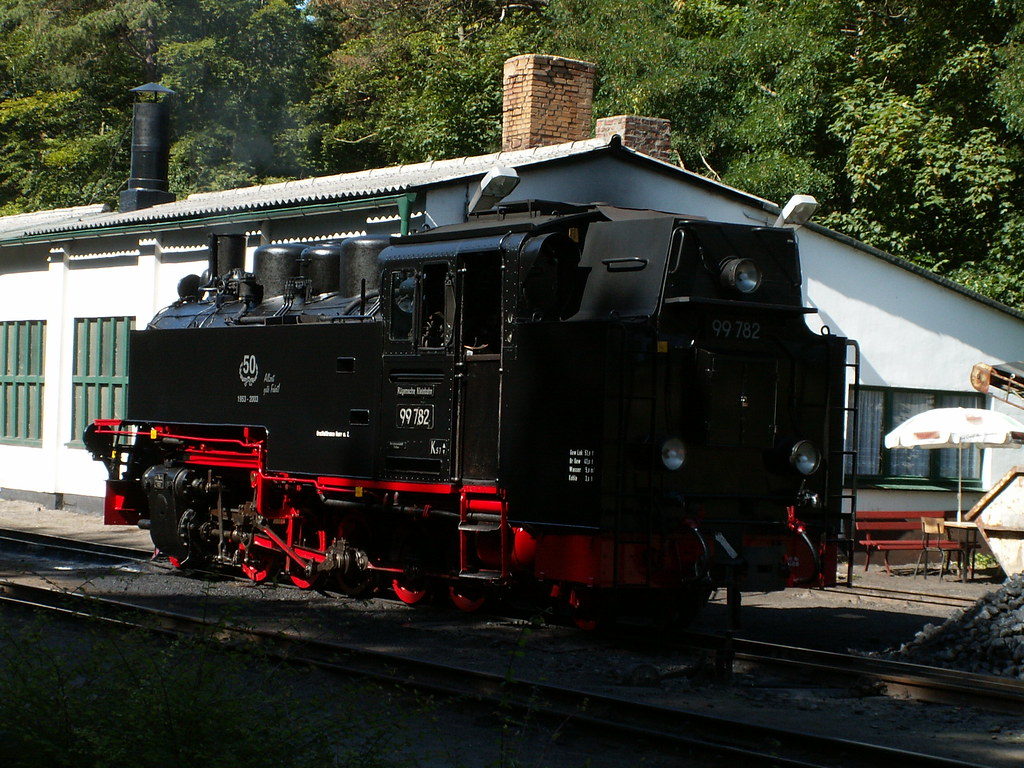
[[86, 200, 850, 625]]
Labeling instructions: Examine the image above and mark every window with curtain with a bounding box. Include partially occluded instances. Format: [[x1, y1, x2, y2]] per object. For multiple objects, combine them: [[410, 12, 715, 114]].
[[848, 387, 984, 486]]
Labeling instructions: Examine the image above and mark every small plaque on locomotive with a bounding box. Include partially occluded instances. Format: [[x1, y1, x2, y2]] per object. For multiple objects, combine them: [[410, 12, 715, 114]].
[[396, 403, 435, 429]]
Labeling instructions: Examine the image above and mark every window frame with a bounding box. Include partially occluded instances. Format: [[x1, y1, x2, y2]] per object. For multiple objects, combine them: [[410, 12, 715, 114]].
[[849, 385, 986, 491], [69, 316, 132, 447], [0, 320, 46, 446]]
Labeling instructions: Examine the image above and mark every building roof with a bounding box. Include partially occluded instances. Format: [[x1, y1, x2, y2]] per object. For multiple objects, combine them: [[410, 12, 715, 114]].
[[0, 137, 1020, 322], [0, 204, 110, 241], [0, 138, 773, 244]]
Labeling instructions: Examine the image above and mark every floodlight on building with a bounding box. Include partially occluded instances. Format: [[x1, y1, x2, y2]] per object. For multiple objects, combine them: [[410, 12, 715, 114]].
[[774, 194, 819, 229], [469, 166, 520, 214]]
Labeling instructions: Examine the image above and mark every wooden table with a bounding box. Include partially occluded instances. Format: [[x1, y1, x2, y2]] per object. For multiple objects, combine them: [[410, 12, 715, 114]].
[[943, 521, 980, 582]]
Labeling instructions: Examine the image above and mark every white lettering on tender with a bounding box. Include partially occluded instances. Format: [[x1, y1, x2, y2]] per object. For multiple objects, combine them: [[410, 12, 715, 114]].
[[567, 448, 597, 483]]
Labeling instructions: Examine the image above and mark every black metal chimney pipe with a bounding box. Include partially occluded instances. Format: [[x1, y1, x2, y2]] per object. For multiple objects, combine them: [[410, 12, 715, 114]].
[[119, 83, 177, 212]]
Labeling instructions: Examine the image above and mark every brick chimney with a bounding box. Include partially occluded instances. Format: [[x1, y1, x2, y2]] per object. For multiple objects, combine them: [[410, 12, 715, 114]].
[[596, 115, 674, 163], [502, 54, 596, 152]]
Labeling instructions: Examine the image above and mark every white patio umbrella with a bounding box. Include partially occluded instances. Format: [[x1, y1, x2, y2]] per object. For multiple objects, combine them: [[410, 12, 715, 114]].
[[884, 407, 1024, 519]]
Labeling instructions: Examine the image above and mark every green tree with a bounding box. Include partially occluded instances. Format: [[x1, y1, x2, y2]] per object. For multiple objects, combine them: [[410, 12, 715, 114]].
[[1, 0, 1022, 309], [544, 0, 1024, 310], [158, 0, 315, 192], [545, 0, 849, 204], [295, 0, 546, 173], [0, 0, 160, 213], [820, 2, 1024, 307], [0, 0, 318, 210]]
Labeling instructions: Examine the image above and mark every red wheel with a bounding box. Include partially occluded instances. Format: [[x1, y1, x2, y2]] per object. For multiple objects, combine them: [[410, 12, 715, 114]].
[[289, 526, 327, 589], [569, 587, 601, 631], [449, 585, 486, 613], [392, 578, 428, 605], [239, 541, 276, 583]]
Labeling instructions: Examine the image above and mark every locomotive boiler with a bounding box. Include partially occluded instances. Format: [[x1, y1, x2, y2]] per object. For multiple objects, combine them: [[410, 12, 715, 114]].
[[86, 201, 851, 625]]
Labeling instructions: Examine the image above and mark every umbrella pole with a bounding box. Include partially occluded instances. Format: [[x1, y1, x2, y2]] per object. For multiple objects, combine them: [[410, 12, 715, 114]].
[[957, 444, 963, 522]]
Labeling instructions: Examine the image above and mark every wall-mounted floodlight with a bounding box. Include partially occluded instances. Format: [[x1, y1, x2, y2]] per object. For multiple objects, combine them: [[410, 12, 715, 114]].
[[774, 194, 819, 229], [468, 166, 520, 214]]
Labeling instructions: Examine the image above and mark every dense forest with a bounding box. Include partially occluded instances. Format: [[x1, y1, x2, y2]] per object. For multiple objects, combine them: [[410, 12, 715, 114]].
[[1, 0, 1022, 309]]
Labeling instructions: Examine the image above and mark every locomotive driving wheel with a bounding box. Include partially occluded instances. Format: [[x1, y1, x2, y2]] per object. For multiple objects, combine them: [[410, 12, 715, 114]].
[[239, 541, 276, 583], [449, 583, 486, 613], [288, 521, 327, 590], [392, 572, 428, 605]]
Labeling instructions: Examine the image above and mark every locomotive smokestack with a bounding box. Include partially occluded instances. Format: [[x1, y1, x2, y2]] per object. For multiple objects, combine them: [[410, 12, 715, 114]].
[[119, 83, 177, 212]]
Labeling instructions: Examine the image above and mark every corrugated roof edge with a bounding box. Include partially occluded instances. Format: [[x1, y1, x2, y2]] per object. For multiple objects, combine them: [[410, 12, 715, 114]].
[[0, 203, 110, 238], [7, 139, 616, 240]]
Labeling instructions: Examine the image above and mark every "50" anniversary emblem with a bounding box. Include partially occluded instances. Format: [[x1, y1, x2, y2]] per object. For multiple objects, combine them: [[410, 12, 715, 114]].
[[238, 354, 259, 386]]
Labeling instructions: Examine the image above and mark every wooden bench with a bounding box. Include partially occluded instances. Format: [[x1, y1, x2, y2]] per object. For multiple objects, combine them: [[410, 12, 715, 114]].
[[855, 510, 962, 576]]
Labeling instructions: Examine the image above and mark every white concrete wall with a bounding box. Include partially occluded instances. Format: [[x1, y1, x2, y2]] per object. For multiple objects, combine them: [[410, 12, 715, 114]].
[[513, 155, 767, 225], [0, 242, 212, 502], [0, 258, 60, 498], [798, 226, 1024, 509], [55, 248, 211, 499]]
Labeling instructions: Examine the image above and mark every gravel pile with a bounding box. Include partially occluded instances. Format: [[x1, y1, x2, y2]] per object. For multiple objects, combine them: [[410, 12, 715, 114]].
[[892, 573, 1024, 677]]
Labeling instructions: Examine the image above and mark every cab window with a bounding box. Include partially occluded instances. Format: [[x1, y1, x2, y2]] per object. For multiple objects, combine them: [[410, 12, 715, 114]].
[[389, 269, 416, 341]]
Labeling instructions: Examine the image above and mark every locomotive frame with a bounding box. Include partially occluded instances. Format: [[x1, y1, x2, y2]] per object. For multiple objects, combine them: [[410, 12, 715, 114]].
[[86, 200, 853, 625]]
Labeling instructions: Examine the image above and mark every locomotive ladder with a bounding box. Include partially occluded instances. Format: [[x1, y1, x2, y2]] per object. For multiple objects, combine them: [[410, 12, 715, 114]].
[[834, 339, 861, 586]]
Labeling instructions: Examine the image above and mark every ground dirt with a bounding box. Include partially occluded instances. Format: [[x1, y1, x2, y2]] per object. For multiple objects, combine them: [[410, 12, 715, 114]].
[[0, 499, 1021, 767]]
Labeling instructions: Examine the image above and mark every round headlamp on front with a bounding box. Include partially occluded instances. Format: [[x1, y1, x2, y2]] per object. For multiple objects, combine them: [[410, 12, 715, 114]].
[[660, 438, 687, 471], [789, 440, 821, 475], [719, 257, 762, 294]]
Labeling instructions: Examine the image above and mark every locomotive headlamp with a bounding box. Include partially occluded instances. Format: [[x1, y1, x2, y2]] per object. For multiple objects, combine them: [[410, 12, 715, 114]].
[[660, 438, 687, 471], [719, 257, 762, 294], [789, 440, 821, 475]]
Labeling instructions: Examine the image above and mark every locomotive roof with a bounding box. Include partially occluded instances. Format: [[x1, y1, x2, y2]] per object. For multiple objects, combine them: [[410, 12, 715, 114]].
[[400, 201, 706, 244]]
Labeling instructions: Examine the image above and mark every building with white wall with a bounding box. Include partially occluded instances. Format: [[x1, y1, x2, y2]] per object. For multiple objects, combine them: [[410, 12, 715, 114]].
[[0, 54, 1021, 516]]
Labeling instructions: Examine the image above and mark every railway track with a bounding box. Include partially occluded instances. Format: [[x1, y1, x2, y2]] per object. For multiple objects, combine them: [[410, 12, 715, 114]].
[[823, 582, 980, 609], [0, 526, 154, 564], [0, 579, 991, 768], [0, 527, 1017, 764], [670, 631, 1024, 714]]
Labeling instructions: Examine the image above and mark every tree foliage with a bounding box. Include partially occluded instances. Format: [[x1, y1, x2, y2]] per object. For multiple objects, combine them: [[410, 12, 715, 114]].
[[0, 0, 160, 211], [294, 1, 545, 172], [0, 0, 1022, 308]]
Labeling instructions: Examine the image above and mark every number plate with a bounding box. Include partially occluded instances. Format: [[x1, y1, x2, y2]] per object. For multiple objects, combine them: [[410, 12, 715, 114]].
[[396, 404, 434, 429], [709, 317, 761, 341]]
